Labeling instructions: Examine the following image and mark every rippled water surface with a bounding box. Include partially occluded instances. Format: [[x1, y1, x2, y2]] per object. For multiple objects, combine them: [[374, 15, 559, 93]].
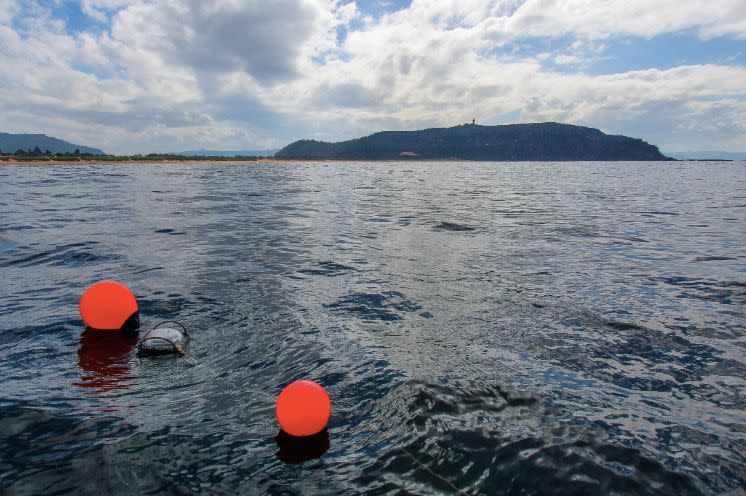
[[1, 161, 745, 495]]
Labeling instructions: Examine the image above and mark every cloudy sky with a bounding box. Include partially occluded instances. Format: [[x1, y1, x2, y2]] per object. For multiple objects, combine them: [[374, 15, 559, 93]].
[[1, 0, 745, 154]]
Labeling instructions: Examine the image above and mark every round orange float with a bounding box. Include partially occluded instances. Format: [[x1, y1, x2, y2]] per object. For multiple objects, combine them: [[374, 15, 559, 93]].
[[79, 280, 139, 331], [275, 380, 331, 437]]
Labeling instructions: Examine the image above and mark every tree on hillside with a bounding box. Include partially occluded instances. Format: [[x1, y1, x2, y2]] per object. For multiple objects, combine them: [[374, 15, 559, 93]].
[[16, 149, 25, 155], [33, 146, 42, 155], [45, 149, 51, 155], [74, 148, 80, 155]]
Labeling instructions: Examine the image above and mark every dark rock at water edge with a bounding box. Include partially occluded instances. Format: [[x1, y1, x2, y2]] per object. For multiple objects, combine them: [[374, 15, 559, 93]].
[[275, 122, 673, 161]]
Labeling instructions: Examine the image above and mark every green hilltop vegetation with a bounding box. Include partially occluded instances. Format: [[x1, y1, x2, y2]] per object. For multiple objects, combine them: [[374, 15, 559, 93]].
[[275, 122, 673, 161], [2, 123, 677, 163], [0, 132, 105, 155], [0, 132, 262, 162]]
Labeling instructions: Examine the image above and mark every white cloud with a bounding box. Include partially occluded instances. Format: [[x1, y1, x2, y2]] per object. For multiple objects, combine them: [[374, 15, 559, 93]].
[[80, 0, 130, 22], [0, 0, 19, 24], [0, 0, 745, 153], [498, 0, 746, 40]]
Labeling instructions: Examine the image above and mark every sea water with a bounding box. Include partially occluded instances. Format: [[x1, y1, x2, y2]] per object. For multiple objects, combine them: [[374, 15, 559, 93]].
[[0, 161, 744, 494]]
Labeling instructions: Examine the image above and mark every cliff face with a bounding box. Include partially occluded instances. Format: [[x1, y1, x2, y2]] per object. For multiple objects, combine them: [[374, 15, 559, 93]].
[[276, 122, 672, 161]]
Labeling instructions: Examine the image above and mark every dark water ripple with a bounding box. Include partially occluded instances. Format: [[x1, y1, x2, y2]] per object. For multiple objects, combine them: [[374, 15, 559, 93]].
[[1, 161, 745, 495]]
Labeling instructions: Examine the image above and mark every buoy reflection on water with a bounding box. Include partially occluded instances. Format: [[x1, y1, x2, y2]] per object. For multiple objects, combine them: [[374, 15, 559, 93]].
[[74, 327, 137, 391]]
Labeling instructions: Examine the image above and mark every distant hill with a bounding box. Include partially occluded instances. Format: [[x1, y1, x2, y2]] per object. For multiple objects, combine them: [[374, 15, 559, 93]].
[[275, 122, 672, 161], [0, 133, 105, 155], [173, 149, 279, 157], [667, 151, 746, 160]]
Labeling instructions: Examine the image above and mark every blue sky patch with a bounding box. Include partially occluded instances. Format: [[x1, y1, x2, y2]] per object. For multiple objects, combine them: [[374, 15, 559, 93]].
[[588, 33, 746, 75], [354, 0, 412, 17]]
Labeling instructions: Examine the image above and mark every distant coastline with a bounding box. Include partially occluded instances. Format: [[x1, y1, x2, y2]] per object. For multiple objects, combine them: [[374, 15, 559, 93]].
[[0, 157, 264, 166], [5, 157, 743, 167], [4, 122, 745, 165], [0, 156, 488, 166]]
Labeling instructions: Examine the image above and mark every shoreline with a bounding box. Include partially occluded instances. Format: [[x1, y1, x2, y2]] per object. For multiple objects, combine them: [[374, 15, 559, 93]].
[[0, 157, 738, 166], [0, 158, 282, 166], [0, 157, 475, 166]]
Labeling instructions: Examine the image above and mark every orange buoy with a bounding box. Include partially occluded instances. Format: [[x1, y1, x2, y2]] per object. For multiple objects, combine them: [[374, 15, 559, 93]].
[[79, 280, 139, 331], [276, 380, 331, 437]]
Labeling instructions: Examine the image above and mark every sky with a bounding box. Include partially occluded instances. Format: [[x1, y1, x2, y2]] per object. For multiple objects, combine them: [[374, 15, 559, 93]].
[[0, 0, 745, 154]]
